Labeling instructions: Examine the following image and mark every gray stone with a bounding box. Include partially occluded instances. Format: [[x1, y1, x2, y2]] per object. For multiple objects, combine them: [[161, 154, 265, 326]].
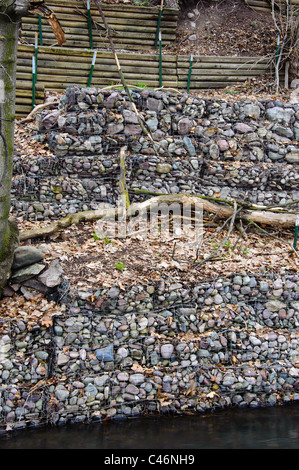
[[265, 300, 287, 312], [123, 109, 139, 124], [41, 110, 61, 129], [129, 373, 145, 385], [146, 97, 163, 113], [117, 372, 129, 382], [55, 388, 70, 401], [183, 136, 196, 156], [124, 124, 142, 135], [214, 294, 223, 304], [223, 376, 235, 386], [38, 259, 63, 288], [209, 143, 219, 160], [178, 117, 193, 135], [285, 152, 299, 164], [249, 336, 262, 346], [107, 123, 124, 135], [11, 263, 45, 283], [107, 286, 120, 298], [272, 125, 293, 139], [266, 107, 295, 124], [161, 343, 174, 359], [156, 163, 172, 174], [146, 117, 159, 132], [57, 352, 69, 366], [243, 104, 260, 119], [126, 384, 139, 395], [217, 139, 230, 151], [234, 123, 254, 133], [260, 281, 269, 292], [12, 246, 44, 270], [94, 375, 109, 387], [95, 344, 114, 362]]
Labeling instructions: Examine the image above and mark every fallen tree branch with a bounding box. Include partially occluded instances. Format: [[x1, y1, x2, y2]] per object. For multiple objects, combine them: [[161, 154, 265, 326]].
[[19, 193, 299, 241], [17, 99, 59, 123]]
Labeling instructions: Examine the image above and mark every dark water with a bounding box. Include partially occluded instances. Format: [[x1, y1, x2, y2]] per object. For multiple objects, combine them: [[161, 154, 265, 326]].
[[1, 404, 299, 450]]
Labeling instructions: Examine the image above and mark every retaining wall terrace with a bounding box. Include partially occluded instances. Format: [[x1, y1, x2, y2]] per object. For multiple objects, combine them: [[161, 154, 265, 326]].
[[11, 86, 299, 220], [1, 272, 299, 431], [4, 86, 299, 432]]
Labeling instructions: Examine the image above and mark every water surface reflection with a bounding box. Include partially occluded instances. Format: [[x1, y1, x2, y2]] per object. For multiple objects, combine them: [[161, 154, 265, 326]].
[[1, 404, 299, 449]]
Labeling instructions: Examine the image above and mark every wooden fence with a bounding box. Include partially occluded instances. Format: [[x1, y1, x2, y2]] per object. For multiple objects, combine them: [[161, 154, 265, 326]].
[[20, 0, 178, 51], [16, 44, 272, 118], [245, 0, 299, 13]]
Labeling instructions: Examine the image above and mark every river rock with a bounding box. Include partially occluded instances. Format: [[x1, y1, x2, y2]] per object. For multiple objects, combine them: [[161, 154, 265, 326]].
[[285, 152, 299, 164], [178, 118, 193, 135], [234, 123, 254, 133], [95, 344, 114, 362], [156, 163, 172, 174], [161, 343, 174, 359], [265, 300, 287, 312]]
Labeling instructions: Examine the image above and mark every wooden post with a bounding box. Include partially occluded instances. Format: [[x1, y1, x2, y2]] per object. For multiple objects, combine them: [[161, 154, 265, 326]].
[[87, 0, 94, 50], [38, 14, 43, 45]]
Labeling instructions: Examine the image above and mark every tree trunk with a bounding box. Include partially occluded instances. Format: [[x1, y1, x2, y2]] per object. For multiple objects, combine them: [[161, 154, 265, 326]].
[[0, 0, 28, 296]]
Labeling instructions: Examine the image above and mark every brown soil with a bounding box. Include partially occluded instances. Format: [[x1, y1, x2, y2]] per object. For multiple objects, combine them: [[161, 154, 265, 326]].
[[165, 0, 276, 57], [16, 219, 298, 294], [99, 0, 277, 57]]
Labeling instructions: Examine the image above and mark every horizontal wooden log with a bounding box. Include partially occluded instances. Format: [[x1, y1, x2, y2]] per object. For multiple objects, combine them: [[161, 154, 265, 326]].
[[15, 82, 44, 91], [16, 79, 178, 91], [26, 2, 179, 16], [17, 64, 177, 77], [21, 31, 176, 44], [22, 24, 176, 40], [177, 65, 269, 74], [178, 56, 269, 64], [16, 90, 45, 99], [16, 72, 177, 84], [28, 0, 178, 13], [17, 45, 177, 62], [16, 56, 176, 68], [23, 16, 177, 29], [19, 42, 161, 51], [15, 45, 272, 95]]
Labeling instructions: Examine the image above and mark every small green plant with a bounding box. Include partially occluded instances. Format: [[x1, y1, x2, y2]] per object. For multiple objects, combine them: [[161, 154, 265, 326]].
[[223, 90, 239, 95], [93, 232, 100, 240], [133, 0, 149, 5], [104, 237, 112, 245], [134, 81, 148, 89], [115, 260, 126, 272], [241, 246, 250, 255]]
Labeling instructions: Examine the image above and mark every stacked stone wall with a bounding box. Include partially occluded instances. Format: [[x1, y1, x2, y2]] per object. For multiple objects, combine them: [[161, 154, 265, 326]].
[[11, 87, 299, 221], [1, 273, 299, 430]]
